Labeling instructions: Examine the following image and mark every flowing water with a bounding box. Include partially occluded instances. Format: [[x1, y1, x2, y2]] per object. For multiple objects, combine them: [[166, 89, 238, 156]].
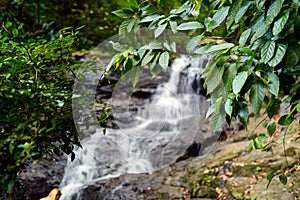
[[59, 56, 214, 199]]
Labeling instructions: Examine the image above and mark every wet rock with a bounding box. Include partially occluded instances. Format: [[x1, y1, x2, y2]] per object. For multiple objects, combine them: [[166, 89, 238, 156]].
[[13, 157, 67, 200]]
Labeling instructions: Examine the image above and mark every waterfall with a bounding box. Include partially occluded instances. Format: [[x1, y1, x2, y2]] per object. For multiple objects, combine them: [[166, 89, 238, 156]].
[[59, 56, 212, 199]]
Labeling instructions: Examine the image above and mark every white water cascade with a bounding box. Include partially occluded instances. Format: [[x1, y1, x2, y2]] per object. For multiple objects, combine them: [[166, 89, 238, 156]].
[[59, 56, 213, 199]]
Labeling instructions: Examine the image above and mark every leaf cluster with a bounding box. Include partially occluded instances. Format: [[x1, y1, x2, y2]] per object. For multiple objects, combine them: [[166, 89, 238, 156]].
[[0, 23, 81, 196]]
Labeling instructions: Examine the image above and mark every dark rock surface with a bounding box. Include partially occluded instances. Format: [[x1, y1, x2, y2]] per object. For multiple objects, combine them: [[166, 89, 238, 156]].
[[12, 157, 67, 200]]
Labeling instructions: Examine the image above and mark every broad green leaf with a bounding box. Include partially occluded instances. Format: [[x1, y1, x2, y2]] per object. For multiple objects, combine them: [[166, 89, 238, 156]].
[[141, 50, 155, 66], [212, 6, 230, 27], [5, 21, 12, 28], [131, 67, 143, 87], [272, 11, 289, 35], [177, 21, 203, 30], [267, 123, 277, 137], [261, 41, 276, 64], [248, 140, 254, 152], [268, 72, 280, 96], [186, 35, 203, 53], [128, 0, 139, 11], [170, 41, 176, 52], [141, 5, 157, 16], [119, 20, 131, 35], [159, 51, 169, 70], [205, 64, 224, 93], [127, 19, 135, 32], [250, 82, 264, 115], [239, 29, 251, 47], [211, 97, 226, 132], [232, 71, 248, 94], [112, 9, 134, 18], [266, 0, 284, 25], [225, 98, 233, 117], [155, 23, 167, 38], [206, 103, 216, 118], [150, 52, 161, 77], [223, 63, 238, 93], [268, 43, 287, 67], [279, 174, 287, 185], [169, 21, 177, 33], [226, 0, 243, 28], [278, 115, 294, 125], [163, 42, 171, 51], [237, 101, 249, 126], [251, 17, 269, 43], [206, 43, 234, 54], [285, 45, 300, 69], [266, 171, 275, 189], [12, 28, 19, 37], [235, 1, 253, 23], [266, 95, 281, 118]]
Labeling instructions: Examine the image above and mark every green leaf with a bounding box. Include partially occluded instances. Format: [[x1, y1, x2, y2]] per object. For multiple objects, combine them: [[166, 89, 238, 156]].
[[266, 0, 284, 25], [251, 17, 269, 43], [239, 29, 251, 47], [279, 174, 288, 185], [211, 97, 226, 132], [267, 123, 277, 137], [266, 171, 275, 189], [119, 20, 131, 35], [140, 14, 160, 23], [131, 67, 143, 87], [212, 6, 230, 27], [141, 50, 155, 66], [177, 21, 203, 30], [12, 28, 19, 37], [284, 45, 300, 69], [155, 23, 167, 38], [272, 11, 289, 35], [5, 21, 13, 28], [248, 140, 254, 152], [112, 9, 134, 18], [186, 35, 203, 53], [169, 21, 177, 33], [235, 1, 253, 23], [226, 0, 243, 28], [206, 43, 234, 54], [225, 98, 233, 117], [266, 95, 281, 118], [268, 43, 287, 67], [278, 115, 294, 125], [268, 72, 280, 96], [150, 52, 161, 77], [127, 19, 135, 32], [159, 51, 169, 70], [254, 134, 265, 149], [223, 63, 238, 93], [232, 71, 248, 94], [261, 41, 276, 64], [237, 101, 249, 126], [250, 82, 264, 115]]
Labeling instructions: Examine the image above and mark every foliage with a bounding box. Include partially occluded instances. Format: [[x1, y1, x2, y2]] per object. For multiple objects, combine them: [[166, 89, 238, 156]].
[[109, 0, 300, 188], [0, 0, 122, 49], [0, 23, 81, 197]]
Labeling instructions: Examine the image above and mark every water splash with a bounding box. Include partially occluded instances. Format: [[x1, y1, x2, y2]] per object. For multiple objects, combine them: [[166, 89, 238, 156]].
[[59, 56, 212, 199]]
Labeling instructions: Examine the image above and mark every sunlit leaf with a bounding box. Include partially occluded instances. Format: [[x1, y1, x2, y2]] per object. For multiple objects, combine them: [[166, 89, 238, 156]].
[[268, 72, 280, 96], [239, 29, 251, 47], [177, 21, 203, 30], [261, 41, 276, 64], [273, 11, 289, 35], [232, 71, 248, 94], [268, 43, 287, 67], [159, 51, 169, 70]]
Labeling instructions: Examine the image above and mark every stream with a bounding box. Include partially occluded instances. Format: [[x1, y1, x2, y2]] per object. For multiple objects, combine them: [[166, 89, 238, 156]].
[[59, 56, 216, 199]]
